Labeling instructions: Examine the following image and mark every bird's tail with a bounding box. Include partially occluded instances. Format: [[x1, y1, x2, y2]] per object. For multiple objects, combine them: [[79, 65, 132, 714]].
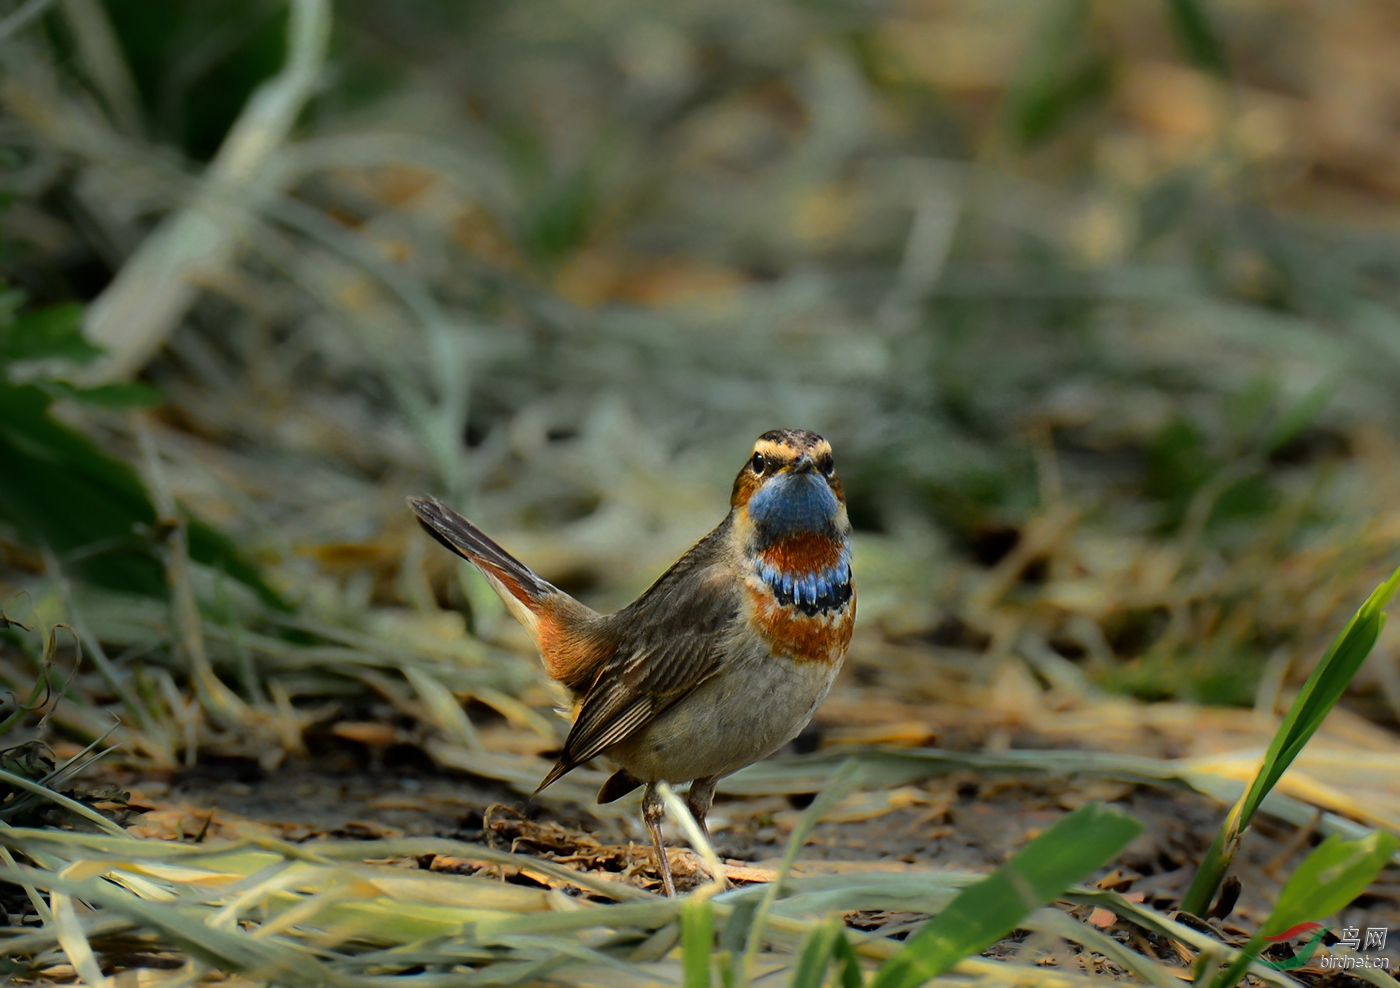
[[409, 496, 609, 693], [408, 496, 558, 638]]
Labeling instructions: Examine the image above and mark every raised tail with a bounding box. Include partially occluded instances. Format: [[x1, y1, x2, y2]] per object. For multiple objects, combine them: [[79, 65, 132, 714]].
[[408, 496, 558, 637], [408, 497, 608, 692]]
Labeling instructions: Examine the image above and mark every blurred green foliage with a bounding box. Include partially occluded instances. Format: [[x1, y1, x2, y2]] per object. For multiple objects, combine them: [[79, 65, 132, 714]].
[[0, 284, 278, 605]]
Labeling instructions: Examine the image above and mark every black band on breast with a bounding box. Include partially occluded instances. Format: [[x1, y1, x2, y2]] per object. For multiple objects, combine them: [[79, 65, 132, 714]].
[[760, 558, 853, 617], [771, 576, 852, 616]]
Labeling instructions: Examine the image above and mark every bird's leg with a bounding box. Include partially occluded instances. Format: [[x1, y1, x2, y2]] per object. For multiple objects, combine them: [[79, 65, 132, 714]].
[[685, 775, 728, 890], [642, 783, 676, 897], [685, 776, 718, 843]]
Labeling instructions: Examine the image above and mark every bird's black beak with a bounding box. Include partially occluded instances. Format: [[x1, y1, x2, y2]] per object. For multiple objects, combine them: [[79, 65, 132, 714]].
[[790, 454, 816, 475]]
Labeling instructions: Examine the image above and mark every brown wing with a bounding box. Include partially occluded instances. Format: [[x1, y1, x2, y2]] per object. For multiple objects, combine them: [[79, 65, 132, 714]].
[[535, 522, 742, 792]]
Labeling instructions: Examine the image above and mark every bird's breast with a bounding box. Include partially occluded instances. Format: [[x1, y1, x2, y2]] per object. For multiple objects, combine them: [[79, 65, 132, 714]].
[[745, 533, 854, 664]]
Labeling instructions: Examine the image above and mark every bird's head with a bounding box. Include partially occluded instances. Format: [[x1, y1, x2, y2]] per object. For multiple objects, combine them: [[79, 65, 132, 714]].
[[731, 429, 848, 542]]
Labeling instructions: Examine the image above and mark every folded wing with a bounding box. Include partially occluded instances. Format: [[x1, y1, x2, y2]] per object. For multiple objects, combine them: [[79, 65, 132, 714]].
[[536, 526, 740, 792]]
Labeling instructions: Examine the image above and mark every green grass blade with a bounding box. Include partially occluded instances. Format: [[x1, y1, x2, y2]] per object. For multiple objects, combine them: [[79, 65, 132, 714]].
[[1261, 379, 1337, 457], [790, 922, 865, 988], [0, 661, 49, 736], [0, 766, 129, 837], [1266, 831, 1400, 938], [682, 896, 714, 988], [1182, 564, 1400, 915], [720, 897, 757, 959], [831, 928, 864, 988], [1004, 0, 1109, 147], [1210, 830, 1400, 988], [869, 802, 1142, 988], [1252, 566, 1400, 821], [789, 915, 843, 988], [739, 759, 864, 983], [1164, 0, 1231, 77]]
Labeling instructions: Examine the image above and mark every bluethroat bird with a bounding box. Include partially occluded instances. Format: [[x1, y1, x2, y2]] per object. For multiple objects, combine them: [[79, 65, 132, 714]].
[[409, 429, 854, 895]]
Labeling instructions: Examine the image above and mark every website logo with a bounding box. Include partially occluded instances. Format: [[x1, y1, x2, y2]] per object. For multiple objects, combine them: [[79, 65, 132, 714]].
[[1261, 923, 1390, 972]]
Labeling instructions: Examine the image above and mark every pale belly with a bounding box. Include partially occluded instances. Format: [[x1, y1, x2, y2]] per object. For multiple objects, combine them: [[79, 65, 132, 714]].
[[606, 649, 841, 784]]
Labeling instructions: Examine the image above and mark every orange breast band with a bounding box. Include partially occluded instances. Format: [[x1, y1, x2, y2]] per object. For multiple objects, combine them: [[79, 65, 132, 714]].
[[746, 583, 855, 664], [759, 533, 846, 574]]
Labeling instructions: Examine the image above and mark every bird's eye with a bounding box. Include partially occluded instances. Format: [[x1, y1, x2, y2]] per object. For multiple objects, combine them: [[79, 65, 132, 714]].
[[818, 454, 834, 476], [751, 452, 766, 475]]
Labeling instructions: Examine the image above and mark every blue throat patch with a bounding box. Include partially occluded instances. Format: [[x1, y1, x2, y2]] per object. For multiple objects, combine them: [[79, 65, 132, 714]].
[[747, 472, 840, 537]]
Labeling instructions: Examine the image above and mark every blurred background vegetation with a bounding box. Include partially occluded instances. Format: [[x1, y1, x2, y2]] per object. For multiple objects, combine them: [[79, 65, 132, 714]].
[[3, 0, 1400, 768]]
